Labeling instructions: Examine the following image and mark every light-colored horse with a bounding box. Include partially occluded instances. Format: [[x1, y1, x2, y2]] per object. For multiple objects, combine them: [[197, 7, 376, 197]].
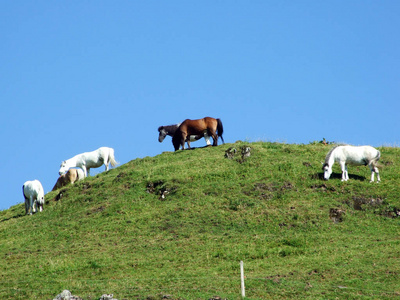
[[52, 168, 85, 191], [158, 123, 211, 148], [23, 180, 45, 215], [322, 145, 381, 182], [59, 147, 118, 177]]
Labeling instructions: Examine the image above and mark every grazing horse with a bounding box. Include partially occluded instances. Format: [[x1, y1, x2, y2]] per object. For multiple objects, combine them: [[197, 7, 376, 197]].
[[59, 147, 118, 177], [322, 145, 381, 182], [23, 180, 45, 215], [172, 117, 224, 151], [158, 123, 211, 148], [52, 168, 85, 191]]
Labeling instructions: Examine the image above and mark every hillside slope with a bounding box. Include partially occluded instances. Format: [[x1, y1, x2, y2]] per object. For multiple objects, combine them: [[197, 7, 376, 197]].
[[1, 141, 399, 299]]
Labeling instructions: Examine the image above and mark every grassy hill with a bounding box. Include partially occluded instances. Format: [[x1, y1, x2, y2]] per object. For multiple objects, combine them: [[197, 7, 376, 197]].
[[1, 141, 399, 300]]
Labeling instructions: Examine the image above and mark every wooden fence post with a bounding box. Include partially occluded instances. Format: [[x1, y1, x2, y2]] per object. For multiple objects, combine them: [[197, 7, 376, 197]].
[[240, 260, 245, 298]]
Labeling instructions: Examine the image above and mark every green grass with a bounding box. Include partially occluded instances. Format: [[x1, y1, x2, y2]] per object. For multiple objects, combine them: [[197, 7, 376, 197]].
[[1, 141, 399, 299]]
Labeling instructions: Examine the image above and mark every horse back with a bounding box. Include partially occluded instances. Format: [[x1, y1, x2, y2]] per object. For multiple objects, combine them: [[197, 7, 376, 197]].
[[23, 180, 43, 198], [180, 117, 217, 135], [338, 145, 379, 165], [81, 147, 108, 168]]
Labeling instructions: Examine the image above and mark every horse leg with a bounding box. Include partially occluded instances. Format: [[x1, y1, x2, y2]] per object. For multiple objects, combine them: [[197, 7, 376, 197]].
[[208, 129, 218, 146], [24, 197, 29, 215], [369, 164, 380, 182], [181, 133, 187, 150], [82, 165, 88, 177], [375, 166, 381, 182], [204, 133, 211, 145], [30, 196, 34, 214], [33, 200, 37, 213], [340, 162, 347, 181], [368, 164, 375, 182]]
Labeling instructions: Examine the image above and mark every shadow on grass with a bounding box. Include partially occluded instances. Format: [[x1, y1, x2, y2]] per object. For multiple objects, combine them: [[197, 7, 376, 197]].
[[316, 172, 366, 181], [0, 212, 25, 222]]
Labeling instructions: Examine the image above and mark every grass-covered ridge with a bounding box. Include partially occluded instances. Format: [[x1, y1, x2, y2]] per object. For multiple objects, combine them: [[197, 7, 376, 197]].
[[1, 141, 399, 299]]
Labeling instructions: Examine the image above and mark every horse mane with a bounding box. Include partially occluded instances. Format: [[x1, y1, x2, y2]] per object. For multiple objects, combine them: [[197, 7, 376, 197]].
[[159, 124, 180, 135], [324, 145, 340, 165], [324, 144, 354, 165]]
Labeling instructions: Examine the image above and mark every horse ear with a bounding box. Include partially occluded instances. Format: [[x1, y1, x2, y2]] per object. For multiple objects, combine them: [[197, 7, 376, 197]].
[[158, 126, 163, 131]]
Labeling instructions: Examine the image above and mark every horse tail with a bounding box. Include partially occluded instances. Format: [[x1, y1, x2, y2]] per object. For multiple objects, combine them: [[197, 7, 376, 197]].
[[371, 149, 381, 167], [217, 118, 225, 144], [376, 150, 381, 161], [109, 148, 119, 167], [366, 149, 381, 169]]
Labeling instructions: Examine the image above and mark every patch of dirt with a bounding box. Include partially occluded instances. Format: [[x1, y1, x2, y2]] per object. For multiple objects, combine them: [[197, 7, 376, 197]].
[[81, 183, 92, 192], [380, 207, 400, 218], [146, 180, 177, 200], [51, 189, 68, 202], [352, 196, 383, 210], [87, 205, 106, 215], [265, 272, 295, 283], [224, 145, 252, 163], [280, 181, 296, 191], [113, 172, 128, 183], [343, 196, 399, 218], [310, 183, 336, 192], [329, 208, 345, 223], [146, 180, 164, 194], [254, 182, 276, 192], [381, 160, 394, 166]]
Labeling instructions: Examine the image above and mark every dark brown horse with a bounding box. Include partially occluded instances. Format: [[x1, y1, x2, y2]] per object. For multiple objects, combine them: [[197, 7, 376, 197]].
[[172, 117, 224, 151]]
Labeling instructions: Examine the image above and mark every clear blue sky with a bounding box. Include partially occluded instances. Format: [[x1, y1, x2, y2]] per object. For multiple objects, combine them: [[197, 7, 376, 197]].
[[1, 1, 399, 210]]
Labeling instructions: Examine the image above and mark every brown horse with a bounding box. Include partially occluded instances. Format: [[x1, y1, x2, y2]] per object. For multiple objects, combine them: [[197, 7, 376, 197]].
[[158, 123, 212, 148], [52, 168, 85, 191], [172, 117, 224, 151]]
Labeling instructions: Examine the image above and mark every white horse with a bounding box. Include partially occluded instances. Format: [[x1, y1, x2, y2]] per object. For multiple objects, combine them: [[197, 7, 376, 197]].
[[322, 145, 381, 182], [59, 147, 118, 177], [23, 180, 45, 215]]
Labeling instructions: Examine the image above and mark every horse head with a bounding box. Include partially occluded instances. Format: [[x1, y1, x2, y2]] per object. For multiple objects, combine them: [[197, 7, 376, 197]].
[[59, 161, 69, 175], [322, 163, 332, 180], [158, 126, 167, 143]]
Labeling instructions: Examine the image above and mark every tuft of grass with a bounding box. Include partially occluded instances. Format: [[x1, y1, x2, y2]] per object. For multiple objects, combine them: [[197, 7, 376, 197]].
[[0, 141, 399, 299]]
